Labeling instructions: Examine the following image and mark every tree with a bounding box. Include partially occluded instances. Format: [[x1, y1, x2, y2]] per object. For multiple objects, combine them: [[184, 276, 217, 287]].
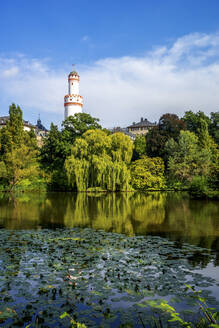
[[65, 130, 133, 191], [131, 156, 165, 190], [132, 135, 146, 160], [110, 132, 133, 163], [7, 103, 24, 146], [41, 113, 102, 173], [183, 110, 211, 135], [62, 113, 102, 144], [0, 104, 45, 191], [146, 113, 185, 158], [165, 130, 213, 186], [209, 111, 219, 145], [25, 128, 38, 150], [0, 104, 25, 157], [159, 114, 185, 137], [4, 144, 40, 191], [0, 127, 13, 157], [40, 123, 64, 171], [0, 161, 7, 181], [182, 110, 218, 151], [197, 118, 213, 149]]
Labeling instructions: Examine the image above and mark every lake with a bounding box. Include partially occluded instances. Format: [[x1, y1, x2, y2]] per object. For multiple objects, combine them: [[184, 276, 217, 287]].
[[0, 192, 218, 327]]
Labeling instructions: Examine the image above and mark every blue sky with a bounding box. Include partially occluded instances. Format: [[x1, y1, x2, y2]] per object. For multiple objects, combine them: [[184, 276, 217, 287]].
[[1, 0, 219, 127]]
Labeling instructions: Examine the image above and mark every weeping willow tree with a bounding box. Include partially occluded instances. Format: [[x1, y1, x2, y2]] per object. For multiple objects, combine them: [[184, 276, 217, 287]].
[[65, 138, 90, 191], [65, 130, 133, 191]]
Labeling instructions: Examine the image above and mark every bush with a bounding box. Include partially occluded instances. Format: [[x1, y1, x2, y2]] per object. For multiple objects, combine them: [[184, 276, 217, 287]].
[[189, 176, 219, 199], [131, 156, 166, 190]]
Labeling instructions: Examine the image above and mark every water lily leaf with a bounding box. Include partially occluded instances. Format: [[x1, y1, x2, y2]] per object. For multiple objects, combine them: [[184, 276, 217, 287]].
[[0, 307, 17, 322]]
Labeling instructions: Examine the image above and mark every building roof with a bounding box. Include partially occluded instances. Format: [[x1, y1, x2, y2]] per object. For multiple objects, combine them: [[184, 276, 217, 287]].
[[0, 116, 35, 128], [127, 117, 156, 128], [69, 70, 79, 76], [36, 118, 48, 132], [23, 120, 35, 128], [0, 116, 9, 125], [0, 116, 47, 132], [108, 127, 136, 140]]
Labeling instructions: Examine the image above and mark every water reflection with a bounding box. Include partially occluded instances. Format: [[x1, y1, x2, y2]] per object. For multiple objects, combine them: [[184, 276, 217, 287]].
[[0, 191, 218, 251]]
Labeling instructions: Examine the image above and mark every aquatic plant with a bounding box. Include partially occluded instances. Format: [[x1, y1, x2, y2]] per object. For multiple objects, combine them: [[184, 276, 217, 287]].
[[0, 228, 218, 327], [60, 312, 88, 327]]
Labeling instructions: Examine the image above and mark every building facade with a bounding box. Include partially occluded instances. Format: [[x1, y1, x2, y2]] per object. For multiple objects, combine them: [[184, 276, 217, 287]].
[[127, 117, 156, 136], [64, 70, 83, 119], [0, 116, 36, 132], [109, 126, 136, 140], [0, 116, 48, 142]]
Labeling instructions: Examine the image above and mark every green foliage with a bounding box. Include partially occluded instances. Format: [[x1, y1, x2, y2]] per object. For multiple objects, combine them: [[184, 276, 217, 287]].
[[40, 113, 102, 189], [185, 285, 219, 327], [25, 128, 38, 150], [4, 144, 41, 191], [183, 112, 219, 187], [0, 106, 217, 195], [189, 176, 219, 200], [62, 112, 101, 144], [146, 113, 185, 158], [40, 123, 65, 171], [60, 312, 87, 327], [165, 130, 213, 186], [65, 130, 133, 191], [47, 169, 70, 191], [131, 156, 165, 190], [41, 113, 102, 172], [7, 103, 24, 146], [183, 110, 211, 135], [197, 118, 215, 150], [132, 135, 146, 160], [0, 104, 25, 157], [209, 111, 219, 145], [148, 300, 191, 327], [0, 127, 13, 156], [0, 161, 7, 179], [110, 132, 133, 163], [0, 104, 42, 191], [137, 285, 219, 327], [188, 176, 209, 198]]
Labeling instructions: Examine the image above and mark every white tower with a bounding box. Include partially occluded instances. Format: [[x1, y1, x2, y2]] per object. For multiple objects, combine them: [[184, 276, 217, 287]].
[[64, 70, 83, 119]]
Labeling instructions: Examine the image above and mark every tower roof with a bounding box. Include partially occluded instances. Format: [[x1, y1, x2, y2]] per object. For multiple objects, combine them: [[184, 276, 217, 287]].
[[69, 70, 79, 76]]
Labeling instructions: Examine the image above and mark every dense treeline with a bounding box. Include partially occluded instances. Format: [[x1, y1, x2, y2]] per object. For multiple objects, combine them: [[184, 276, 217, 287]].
[[0, 103, 218, 198]]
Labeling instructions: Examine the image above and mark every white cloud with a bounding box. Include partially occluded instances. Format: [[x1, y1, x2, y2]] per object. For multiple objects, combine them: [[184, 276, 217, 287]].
[[1, 32, 219, 127], [0, 57, 66, 125], [2, 66, 19, 78]]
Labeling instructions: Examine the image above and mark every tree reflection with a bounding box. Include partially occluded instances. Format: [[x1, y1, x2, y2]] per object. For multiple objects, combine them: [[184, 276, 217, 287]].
[[0, 193, 46, 229], [0, 191, 218, 254], [64, 192, 135, 235], [38, 192, 70, 228]]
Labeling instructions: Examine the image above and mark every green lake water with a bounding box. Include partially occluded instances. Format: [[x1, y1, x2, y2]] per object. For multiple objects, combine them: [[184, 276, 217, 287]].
[[0, 192, 219, 327], [0, 192, 218, 250]]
